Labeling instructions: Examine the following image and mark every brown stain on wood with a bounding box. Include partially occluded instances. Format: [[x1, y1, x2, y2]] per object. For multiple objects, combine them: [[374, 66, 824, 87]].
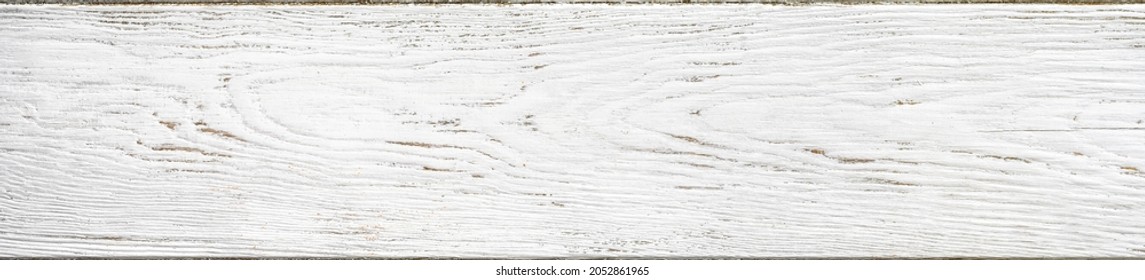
[[159, 120, 178, 130], [194, 121, 245, 142], [894, 99, 921, 106], [838, 157, 876, 164], [865, 178, 917, 186], [388, 141, 459, 149], [422, 166, 457, 172], [805, 148, 877, 164], [153, 144, 231, 158]]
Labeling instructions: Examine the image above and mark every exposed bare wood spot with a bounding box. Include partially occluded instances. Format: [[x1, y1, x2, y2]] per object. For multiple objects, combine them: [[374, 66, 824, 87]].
[[805, 148, 827, 155], [665, 134, 729, 150], [149, 144, 231, 158], [407, 118, 461, 127], [980, 155, 1032, 164], [152, 145, 202, 153], [438, 129, 478, 133], [84, 235, 126, 241], [677, 161, 716, 169], [683, 75, 720, 82], [838, 157, 876, 164], [194, 121, 245, 142], [864, 178, 917, 186], [164, 168, 221, 174], [669, 134, 703, 145], [388, 141, 458, 149], [894, 99, 920, 106], [422, 166, 455, 172], [625, 147, 737, 163], [159, 120, 177, 130], [884, 159, 922, 165], [688, 61, 741, 66], [949, 150, 1032, 163]]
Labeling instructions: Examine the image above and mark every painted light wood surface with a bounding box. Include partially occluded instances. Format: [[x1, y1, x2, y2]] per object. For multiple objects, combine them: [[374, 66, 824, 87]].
[[2, 5, 1145, 258]]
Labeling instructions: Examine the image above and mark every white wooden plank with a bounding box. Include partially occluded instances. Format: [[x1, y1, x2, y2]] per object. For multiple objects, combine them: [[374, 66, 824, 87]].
[[1, 5, 1145, 258]]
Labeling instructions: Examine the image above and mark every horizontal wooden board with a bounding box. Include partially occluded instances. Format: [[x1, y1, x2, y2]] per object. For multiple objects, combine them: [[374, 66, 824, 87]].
[[2, 5, 1145, 258]]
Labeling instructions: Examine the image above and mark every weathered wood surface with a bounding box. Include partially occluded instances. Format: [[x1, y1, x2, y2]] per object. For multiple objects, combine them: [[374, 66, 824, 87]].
[[2, 5, 1145, 258]]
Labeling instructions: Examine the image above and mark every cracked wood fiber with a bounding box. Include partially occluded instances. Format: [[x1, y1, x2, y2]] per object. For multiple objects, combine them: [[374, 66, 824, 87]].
[[1, 4, 1145, 258]]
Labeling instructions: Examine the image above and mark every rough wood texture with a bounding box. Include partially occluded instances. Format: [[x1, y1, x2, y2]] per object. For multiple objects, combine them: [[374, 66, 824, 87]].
[[2, 5, 1145, 258]]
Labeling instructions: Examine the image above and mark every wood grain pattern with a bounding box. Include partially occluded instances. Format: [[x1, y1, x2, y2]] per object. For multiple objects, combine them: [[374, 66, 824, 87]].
[[2, 5, 1145, 258]]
